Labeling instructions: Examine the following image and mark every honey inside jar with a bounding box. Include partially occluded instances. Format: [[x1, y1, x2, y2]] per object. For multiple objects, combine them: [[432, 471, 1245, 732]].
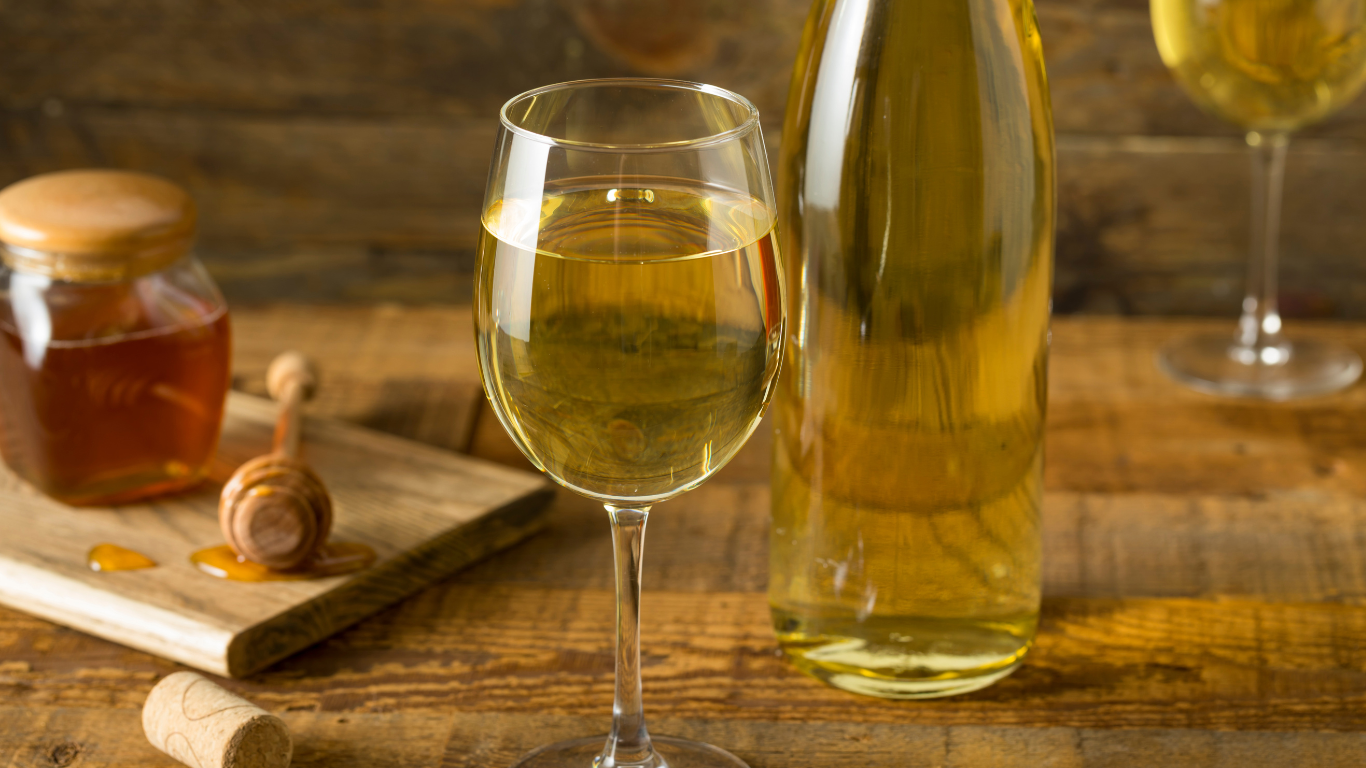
[[0, 170, 232, 506]]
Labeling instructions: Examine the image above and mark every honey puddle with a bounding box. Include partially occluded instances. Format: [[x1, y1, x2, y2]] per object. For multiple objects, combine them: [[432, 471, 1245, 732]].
[[88, 543, 157, 572], [191, 542, 376, 582]]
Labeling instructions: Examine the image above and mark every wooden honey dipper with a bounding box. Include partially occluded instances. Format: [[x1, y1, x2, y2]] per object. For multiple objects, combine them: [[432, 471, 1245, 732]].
[[218, 352, 333, 571]]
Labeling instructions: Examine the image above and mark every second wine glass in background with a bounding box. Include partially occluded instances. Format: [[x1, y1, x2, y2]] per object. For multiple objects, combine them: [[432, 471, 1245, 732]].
[[1152, 0, 1366, 398]]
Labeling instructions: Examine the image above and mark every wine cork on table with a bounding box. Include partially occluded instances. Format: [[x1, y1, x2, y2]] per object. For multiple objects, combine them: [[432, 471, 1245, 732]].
[[143, 671, 292, 768]]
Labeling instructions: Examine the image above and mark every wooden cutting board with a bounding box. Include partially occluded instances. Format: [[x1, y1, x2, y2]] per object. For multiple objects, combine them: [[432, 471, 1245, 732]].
[[0, 391, 554, 678]]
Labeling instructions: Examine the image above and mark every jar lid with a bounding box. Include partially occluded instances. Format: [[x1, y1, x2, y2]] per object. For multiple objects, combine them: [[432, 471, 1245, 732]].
[[0, 169, 196, 281]]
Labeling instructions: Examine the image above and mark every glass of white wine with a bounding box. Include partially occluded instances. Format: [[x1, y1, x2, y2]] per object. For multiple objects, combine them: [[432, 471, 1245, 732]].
[[474, 80, 784, 768], [1152, 0, 1366, 398]]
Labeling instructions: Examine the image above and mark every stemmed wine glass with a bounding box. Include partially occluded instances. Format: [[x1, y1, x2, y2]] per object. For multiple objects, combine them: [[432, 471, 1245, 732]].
[[474, 80, 785, 768], [1151, 0, 1366, 398]]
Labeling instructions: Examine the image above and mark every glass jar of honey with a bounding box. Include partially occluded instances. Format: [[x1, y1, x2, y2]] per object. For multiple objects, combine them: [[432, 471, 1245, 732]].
[[0, 170, 231, 505]]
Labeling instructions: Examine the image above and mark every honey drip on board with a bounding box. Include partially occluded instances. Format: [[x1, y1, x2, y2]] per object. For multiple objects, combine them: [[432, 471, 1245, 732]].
[[88, 543, 157, 572], [190, 542, 376, 582]]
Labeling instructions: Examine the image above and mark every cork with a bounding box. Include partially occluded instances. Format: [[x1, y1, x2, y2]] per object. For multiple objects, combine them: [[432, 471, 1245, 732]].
[[142, 671, 292, 768]]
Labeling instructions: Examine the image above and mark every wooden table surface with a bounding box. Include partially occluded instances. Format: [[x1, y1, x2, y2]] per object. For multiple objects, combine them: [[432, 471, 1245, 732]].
[[4, 306, 1366, 767]]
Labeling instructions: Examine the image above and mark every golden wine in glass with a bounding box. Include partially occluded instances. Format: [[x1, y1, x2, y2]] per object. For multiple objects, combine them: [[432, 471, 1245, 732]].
[[475, 80, 784, 768], [1152, 0, 1366, 398]]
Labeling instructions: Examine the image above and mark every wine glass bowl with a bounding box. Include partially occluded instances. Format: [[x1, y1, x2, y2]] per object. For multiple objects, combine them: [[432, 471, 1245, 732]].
[[1153, 0, 1366, 132], [1151, 0, 1366, 399], [474, 79, 784, 768], [478, 178, 782, 504]]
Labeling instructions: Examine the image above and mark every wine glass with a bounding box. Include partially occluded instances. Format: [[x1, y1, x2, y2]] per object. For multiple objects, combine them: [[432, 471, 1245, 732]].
[[1151, 0, 1366, 398], [474, 79, 784, 768]]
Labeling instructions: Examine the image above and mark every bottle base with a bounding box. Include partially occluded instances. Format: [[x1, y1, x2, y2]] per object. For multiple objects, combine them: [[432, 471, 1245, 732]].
[[773, 609, 1035, 699], [780, 648, 1025, 699]]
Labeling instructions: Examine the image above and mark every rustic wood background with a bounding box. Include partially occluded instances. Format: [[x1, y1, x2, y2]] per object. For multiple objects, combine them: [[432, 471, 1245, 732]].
[[1, 0, 1364, 315]]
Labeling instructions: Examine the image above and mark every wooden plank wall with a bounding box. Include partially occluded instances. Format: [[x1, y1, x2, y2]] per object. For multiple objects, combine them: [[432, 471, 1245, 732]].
[[1, 0, 1363, 315]]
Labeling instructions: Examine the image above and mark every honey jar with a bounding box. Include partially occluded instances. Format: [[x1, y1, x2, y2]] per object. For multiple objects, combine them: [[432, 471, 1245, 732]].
[[0, 170, 231, 505]]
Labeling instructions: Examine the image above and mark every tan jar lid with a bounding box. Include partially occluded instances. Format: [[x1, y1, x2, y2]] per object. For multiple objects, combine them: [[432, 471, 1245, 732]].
[[0, 169, 196, 282]]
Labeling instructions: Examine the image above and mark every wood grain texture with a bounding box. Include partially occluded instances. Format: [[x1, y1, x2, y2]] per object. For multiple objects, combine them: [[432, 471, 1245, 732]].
[[0, 391, 553, 678], [7, 588, 1366, 730], [5, 307, 1366, 765], [1045, 317, 1366, 496], [5, 709, 1365, 768], [6, 110, 1365, 313], [3, 0, 1366, 312], [2, 0, 1362, 139], [0, 1, 806, 125], [1055, 136, 1366, 317]]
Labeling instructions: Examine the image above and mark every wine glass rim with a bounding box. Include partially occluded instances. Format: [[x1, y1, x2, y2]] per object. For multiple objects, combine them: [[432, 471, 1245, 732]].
[[499, 78, 761, 152]]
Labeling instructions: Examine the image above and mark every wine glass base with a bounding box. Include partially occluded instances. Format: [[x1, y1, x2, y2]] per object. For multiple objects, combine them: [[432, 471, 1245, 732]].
[[1158, 333, 1362, 400], [509, 735, 750, 768]]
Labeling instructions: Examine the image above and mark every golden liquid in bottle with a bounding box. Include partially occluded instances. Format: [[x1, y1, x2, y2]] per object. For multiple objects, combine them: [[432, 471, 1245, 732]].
[[87, 543, 157, 571], [190, 542, 376, 582], [1153, 0, 1366, 131], [770, 0, 1053, 698], [475, 180, 784, 504]]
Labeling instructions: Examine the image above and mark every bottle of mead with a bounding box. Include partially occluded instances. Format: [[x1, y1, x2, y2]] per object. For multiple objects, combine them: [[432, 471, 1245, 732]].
[[769, 0, 1055, 698]]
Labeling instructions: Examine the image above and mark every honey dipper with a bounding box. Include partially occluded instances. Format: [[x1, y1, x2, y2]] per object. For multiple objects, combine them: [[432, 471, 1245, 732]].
[[218, 352, 333, 571]]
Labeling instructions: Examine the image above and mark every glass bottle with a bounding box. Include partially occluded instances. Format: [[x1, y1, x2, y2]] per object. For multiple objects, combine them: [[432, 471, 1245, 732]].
[[769, 0, 1055, 698], [0, 170, 232, 506]]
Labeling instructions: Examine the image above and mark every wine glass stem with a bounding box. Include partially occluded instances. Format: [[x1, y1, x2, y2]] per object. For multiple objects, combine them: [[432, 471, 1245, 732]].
[[603, 504, 657, 768], [1238, 131, 1290, 359]]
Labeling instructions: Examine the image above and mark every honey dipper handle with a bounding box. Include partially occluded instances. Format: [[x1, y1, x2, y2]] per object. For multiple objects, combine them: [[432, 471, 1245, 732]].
[[266, 352, 318, 459]]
